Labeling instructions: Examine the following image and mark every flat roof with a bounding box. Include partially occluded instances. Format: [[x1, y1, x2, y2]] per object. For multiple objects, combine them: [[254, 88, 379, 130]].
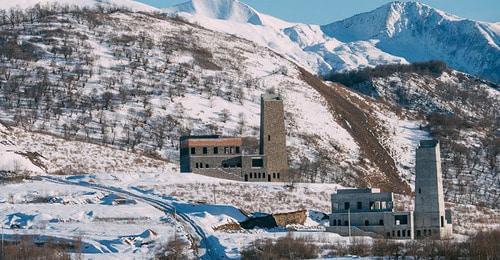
[[418, 139, 439, 148], [181, 137, 242, 147], [337, 188, 381, 194]]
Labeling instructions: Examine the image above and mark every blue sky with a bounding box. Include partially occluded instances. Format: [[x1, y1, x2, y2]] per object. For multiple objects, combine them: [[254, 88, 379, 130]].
[[137, 0, 499, 24]]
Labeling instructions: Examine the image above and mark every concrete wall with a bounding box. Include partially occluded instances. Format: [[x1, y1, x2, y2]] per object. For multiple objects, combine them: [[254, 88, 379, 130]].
[[414, 140, 452, 239], [332, 189, 394, 213]]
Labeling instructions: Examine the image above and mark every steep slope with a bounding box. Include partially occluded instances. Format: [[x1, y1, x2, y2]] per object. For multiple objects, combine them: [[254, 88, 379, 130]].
[[166, 0, 262, 25], [321, 1, 500, 83], [326, 63, 499, 208], [0, 0, 159, 12]]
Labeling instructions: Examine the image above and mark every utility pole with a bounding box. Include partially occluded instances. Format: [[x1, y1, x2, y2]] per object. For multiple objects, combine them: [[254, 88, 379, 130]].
[[212, 185, 216, 204]]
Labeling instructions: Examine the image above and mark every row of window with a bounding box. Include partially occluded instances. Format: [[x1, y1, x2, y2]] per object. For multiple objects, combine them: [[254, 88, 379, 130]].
[[194, 162, 244, 169], [248, 172, 280, 179], [195, 163, 210, 169], [332, 219, 385, 226], [191, 146, 240, 155], [334, 201, 392, 211], [387, 230, 411, 238], [416, 229, 434, 237]]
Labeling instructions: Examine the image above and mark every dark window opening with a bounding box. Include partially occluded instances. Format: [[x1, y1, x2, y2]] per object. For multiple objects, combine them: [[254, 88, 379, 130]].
[[402, 230, 406, 237], [244, 174, 248, 182], [394, 215, 408, 225], [268, 135, 270, 141], [258, 172, 261, 178], [191, 147, 196, 155], [344, 202, 350, 210], [223, 163, 228, 168], [408, 230, 411, 237], [417, 230, 421, 237], [250, 173, 253, 178], [344, 221, 348, 226], [206, 164, 209, 168], [379, 219, 384, 225], [369, 201, 375, 210], [203, 147, 208, 154], [338, 219, 341, 226], [397, 230, 401, 237], [273, 173, 276, 178], [200, 164, 203, 168], [277, 173, 280, 179], [392, 231, 395, 237], [237, 162, 242, 168], [386, 232, 390, 237], [214, 147, 218, 154], [364, 220, 369, 226], [252, 158, 263, 168], [357, 202, 362, 209], [333, 219, 336, 226], [441, 216, 444, 227], [224, 147, 229, 154], [262, 173, 266, 178], [195, 163, 199, 168], [235, 146, 240, 153]]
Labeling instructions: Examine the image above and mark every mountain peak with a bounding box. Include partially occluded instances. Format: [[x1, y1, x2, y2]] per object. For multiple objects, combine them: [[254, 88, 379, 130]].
[[167, 0, 263, 25]]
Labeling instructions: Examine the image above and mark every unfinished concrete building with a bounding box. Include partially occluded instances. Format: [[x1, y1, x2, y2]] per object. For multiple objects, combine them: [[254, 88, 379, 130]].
[[328, 140, 452, 239], [179, 94, 288, 182]]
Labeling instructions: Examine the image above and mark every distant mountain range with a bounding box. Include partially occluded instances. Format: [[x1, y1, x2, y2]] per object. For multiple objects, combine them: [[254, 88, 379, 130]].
[[165, 0, 500, 83]]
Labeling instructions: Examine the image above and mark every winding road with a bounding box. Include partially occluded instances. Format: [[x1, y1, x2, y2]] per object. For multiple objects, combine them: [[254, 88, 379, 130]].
[[40, 175, 228, 259]]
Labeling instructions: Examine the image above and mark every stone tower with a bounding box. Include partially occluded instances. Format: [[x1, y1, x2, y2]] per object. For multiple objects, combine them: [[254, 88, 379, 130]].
[[260, 94, 288, 181], [414, 140, 452, 239]]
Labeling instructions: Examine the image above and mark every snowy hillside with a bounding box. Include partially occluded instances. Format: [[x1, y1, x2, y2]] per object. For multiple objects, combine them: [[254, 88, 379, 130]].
[[0, 0, 159, 12]]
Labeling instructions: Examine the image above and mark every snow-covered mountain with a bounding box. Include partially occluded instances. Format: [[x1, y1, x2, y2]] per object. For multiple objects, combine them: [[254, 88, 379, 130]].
[[322, 1, 500, 83], [0, 0, 159, 12], [166, 0, 499, 83]]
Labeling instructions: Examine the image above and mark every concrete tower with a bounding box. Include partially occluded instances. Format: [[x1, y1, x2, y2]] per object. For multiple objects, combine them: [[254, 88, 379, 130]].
[[414, 140, 452, 239], [260, 94, 288, 181]]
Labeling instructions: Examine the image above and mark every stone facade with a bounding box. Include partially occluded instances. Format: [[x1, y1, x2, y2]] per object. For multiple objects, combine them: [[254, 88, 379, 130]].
[[179, 94, 288, 182], [328, 140, 453, 240]]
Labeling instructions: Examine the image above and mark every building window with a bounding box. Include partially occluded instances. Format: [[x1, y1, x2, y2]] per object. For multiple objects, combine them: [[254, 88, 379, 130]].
[[214, 147, 218, 154], [357, 202, 362, 209], [397, 230, 401, 237], [273, 173, 276, 178], [268, 135, 271, 141], [195, 163, 199, 168], [191, 147, 196, 155], [262, 173, 266, 178], [252, 158, 263, 168], [338, 219, 341, 226], [332, 219, 336, 226], [418, 187, 421, 194], [408, 230, 411, 237], [277, 173, 280, 179], [237, 162, 242, 168], [424, 230, 427, 236], [386, 232, 390, 237], [203, 147, 208, 154], [364, 220, 369, 226], [369, 201, 375, 210], [224, 147, 229, 154], [258, 172, 261, 178], [417, 230, 421, 237], [441, 216, 444, 227], [402, 230, 406, 237], [379, 219, 384, 225], [344, 221, 348, 226], [200, 164, 203, 168], [223, 163, 228, 168], [235, 146, 240, 154], [394, 215, 408, 225], [206, 164, 209, 168], [344, 202, 350, 210], [249, 173, 253, 178]]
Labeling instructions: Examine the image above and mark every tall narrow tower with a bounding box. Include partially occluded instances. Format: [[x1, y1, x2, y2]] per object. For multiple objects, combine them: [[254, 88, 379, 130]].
[[260, 94, 288, 181], [414, 140, 452, 239]]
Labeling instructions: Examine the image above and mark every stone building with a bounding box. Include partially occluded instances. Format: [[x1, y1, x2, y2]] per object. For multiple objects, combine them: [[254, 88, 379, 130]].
[[179, 94, 288, 182], [327, 139, 452, 239]]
